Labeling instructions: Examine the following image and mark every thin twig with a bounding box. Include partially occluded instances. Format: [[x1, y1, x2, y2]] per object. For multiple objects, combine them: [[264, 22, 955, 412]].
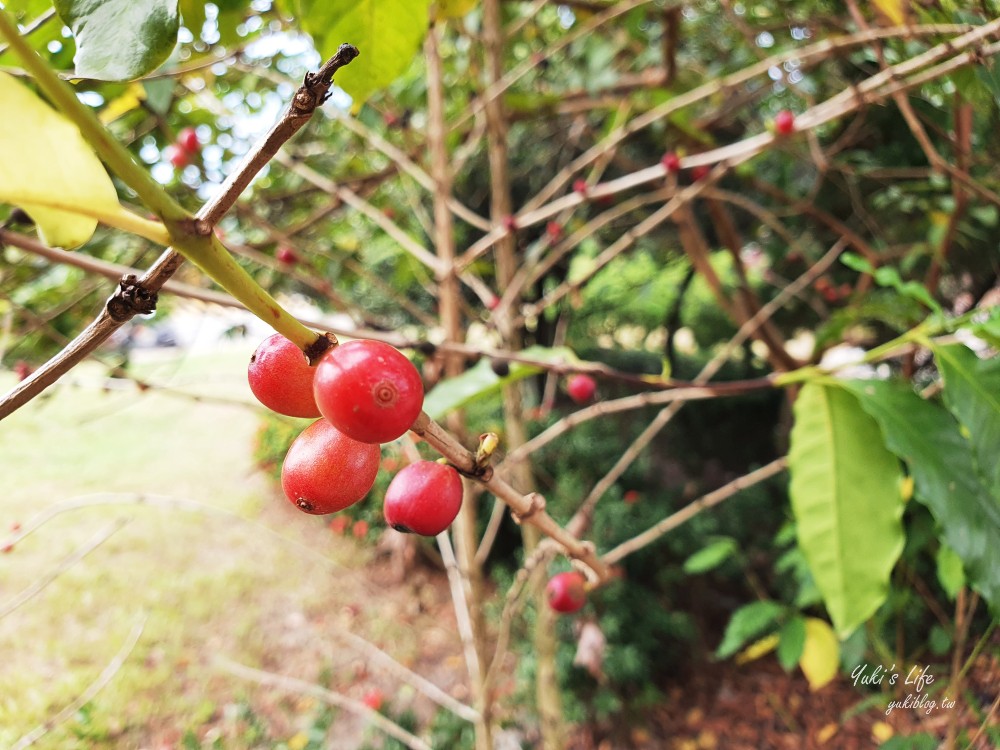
[[325, 625, 480, 723], [216, 658, 433, 750], [602, 458, 788, 565], [0, 46, 360, 420], [11, 614, 147, 750], [0, 518, 130, 619], [437, 530, 484, 692]]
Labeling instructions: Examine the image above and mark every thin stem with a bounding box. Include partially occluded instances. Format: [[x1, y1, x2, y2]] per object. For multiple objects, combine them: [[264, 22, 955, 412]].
[[602, 458, 788, 565], [12, 614, 147, 750], [217, 658, 433, 750]]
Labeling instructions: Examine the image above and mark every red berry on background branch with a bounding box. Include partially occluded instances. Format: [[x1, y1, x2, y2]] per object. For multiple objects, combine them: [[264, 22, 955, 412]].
[[774, 109, 795, 135], [661, 151, 681, 173], [314, 340, 424, 444], [546, 571, 587, 613], [363, 688, 384, 711], [691, 164, 711, 181], [281, 419, 380, 514], [276, 245, 298, 265], [572, 178, 589, 196], [546, 221, 563, 242], [566, 373, 597, 404], [166, 145, 189, 169], [502, 215, 519, 233], [248, 333, 321, 418], [178, 126, 200, 153], [383, 460, 463, 536]]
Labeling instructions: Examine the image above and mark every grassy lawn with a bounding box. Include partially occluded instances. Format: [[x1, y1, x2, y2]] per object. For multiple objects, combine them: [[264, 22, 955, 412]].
[[0, 347, 456, 748]]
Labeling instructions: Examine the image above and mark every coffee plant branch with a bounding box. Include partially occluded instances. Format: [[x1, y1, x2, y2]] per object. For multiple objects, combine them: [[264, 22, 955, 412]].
[[0, 31, 360, 419]]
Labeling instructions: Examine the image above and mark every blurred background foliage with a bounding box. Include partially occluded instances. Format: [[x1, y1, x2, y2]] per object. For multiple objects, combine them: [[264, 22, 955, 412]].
[[2, 0, 999, 745]]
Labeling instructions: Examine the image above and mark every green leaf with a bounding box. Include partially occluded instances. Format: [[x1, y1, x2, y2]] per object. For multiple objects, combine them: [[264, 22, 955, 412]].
[[297, 0, 430, 107], [877, 733, 939, 750], [933, 343, 1000, 492], [682, 537, 737, 574], [715, 600, 784, 659], [788, 382, 905, 638], [777, 615, 806, 671], [935, 542, 966, 600], [422, 346, 577, 420], [0, 71, 120, 248], [54, 0, 179, 80], [843, 379, 1000, 616]]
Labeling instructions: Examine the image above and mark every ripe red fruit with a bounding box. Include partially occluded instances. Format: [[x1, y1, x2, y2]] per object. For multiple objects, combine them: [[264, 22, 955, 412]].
[[383, 461, 463, 536], [178, 126, 200, 153], [13, 360, 32, 381], [486, 295, 500, 311], [329, 516, 350, 534], [502, 215, 519, 233], [566, 374, 597, 404], [363, 688, 384, 711], [352, 519, 370, 538], [691, 164, 711, 181], [623, 490, 640, 504], [546, 221, 563, 241], [661, 151, 681, 173], [774, 109, 795, 136], [281, 419, 381, 514], [546, 571, 587, 613], [276, 246, 298, 265], [314, 340, 424, 444], [166, 145, 189, 169], [248, 334, 321, 418], [572, 179, 589, 196]]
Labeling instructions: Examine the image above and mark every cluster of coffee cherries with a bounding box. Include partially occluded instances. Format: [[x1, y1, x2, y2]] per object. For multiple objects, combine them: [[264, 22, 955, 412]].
[[248, 334, 463, 536]]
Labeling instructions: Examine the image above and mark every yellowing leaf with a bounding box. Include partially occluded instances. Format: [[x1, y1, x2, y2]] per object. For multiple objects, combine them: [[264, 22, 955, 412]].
[[100, 83, 146, 124], [799, 617, 839, 691], [900, 475, 914, 502], [432, 0, 476, 19], [816, 723, 839, 744], [735, 634, 779, 665], [872, 0, 907, 26], [871, 721, 894, 742], [287, 732, 309, 750], [0, 72, 120, 248]]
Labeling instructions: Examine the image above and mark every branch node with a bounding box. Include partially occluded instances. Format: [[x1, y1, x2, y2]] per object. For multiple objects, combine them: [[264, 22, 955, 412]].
[[511, 492, 546, 524], [106, 274, 158, 322], [304, 331, 338, 365]]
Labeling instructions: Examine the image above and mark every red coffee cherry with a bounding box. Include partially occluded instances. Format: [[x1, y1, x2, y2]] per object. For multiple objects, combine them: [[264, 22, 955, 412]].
[[276, 245, 298, 265], [546, 571, 587, 613], [178, 126, 201, 153], [661, 151, 681, 173], [774, 109, 795, 136], [314, 340, 424, 444], [281, 419, 380, 514], [248, 333, 321, 418], [383, 461, 463, 536], [566, 374, 597, 404]]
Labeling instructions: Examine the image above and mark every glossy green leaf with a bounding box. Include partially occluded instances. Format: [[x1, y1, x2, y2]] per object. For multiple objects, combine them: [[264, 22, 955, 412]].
[[0, 71, 120, 248], [843, 379, 1000, 616], [297, 0, 430, 107], [788, 382, 905, 638], [933, 343, 1000, 492], [682, 537, 737, 574], [54, 0, 179, 80], [777, 615, 806, 671], [715, 600, 784, 659], [423, 346, 577, 420]]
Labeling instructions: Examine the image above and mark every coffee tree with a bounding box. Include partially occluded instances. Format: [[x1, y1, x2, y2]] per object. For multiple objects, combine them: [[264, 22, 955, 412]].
[[1, 0, 998, 747]]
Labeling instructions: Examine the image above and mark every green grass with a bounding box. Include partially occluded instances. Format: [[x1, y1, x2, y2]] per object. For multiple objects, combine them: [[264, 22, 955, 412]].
[[0, 348, 398, 748]]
